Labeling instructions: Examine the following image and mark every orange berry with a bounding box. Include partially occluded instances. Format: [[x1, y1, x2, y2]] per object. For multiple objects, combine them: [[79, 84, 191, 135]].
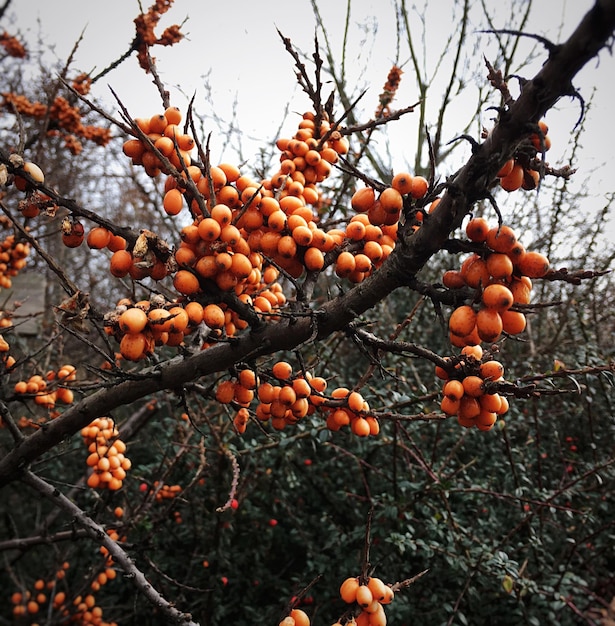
[[355, 584, 374, 607], [203, 304, 225, 329], [497, 158, 515, 178], [216, 380, 236, 404], [500, 309, 527, 335], [379, 187, 403, 214], [516, 251, 549, 278], [173, 270, 201, 295], [335, 251, 356, 278], [391, 171, 414, 195], [198, 217, 222, 242], [499, 162, 524, 191], [449, 305, 477, 337], [351, 416, 371, 436], [289, 608, 310, 626], [462, 343, 483, 362], [476, 409, 497, 430], [317, 564, 349, 598], [410, 175, 429, 199], [109, 250, 133, 278], [476, 308, 503, 343], [461, 255, 491, 288], [272, 361, 293, 380], [482, 283, 514, 311], [162, 189, 184, 215], [442, 270, 466, 289], [119, 332, 148, 361], [210, 203, 233, 226], [496, 395, 510, 415], [347, 391, 365, 413], [440, 396, 460, 415], [479, 360, 504, 381], [465, 217, 490, 243], [303, 247, 324, 271], [443, 379, 464, 401], [486, 253, 514, 280], [87, 227, 112, 249], [462, 375, 484, 397], [164, 106, 182, 125], [485, 225, 517, 253], [458, 395, 481, 419], [118, 307, 148, 334], [480, 392, 503, 413]]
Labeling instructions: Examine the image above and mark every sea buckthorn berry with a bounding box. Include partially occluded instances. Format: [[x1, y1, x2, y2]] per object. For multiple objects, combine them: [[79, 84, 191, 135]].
[[173, 270, 201, 295], [355, 584, 374, 608], [442, 270, 466, 289], [486, 253, 514, 280], [335, 251, 356, 278], [462, 375, 484, 397], [303, 247, 324, 271], [441, 396, 460, 415], [410, 175, 429, 199], [340, 577, 360, 603], [391, 171, 414, 195], [476, 308, 503, 343], [499, 162, 524, 192], [350, 187, 376, 213], [86, 227, 112, 249], [272, 361, 293, 380], [379, 187, 403, 214], [485, 225, 517, 253], [479, 360, 504, 381], [482, 283, 514, 311], [465, 217, 489, 243], [110, 250, 133, 277], [443, 379, 464, 401], [497, 158, 515, 178], [449, 305, 477, 338], [163, 188, 184, 215], [290, 608, 310, 626], [500, 309, 527, 335], [119, 307, 148, 334], [516, 251, 550, 278]]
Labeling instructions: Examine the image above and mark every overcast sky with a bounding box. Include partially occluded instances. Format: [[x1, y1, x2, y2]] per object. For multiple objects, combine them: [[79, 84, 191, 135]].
[[6, 0, 615, 241]]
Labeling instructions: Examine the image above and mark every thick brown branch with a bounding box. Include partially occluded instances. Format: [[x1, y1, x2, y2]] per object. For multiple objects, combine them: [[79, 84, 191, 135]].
[[0, 1, 614, 488]]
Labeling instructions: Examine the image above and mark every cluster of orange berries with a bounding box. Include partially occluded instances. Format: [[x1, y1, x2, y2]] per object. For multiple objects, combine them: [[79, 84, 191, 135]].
[[153, 481, 182, 502], [123, 106, 195, 178], [12, 365, 76, 409], [82, 417, 131, 490], [376, 64, 404, 118], [436, 345, 509, 430], [279, 608, 311, 626], [2, 92, 111, 155], [444, 217, 549, 348], [497, 120, 551, 192], [133, 0, 184, 71], [97, 528, 122, 590], [104, 293, 272, 361], [67, 592, 118, 626], [0, 216, 30, 289], [336, 575, 394, 626], [217, 361, 322, 432], [10, 562, 70, 618], [218, 360, 380, 436], [105, 297, 191, 361], [0, 30, 27, 58], [0, 331, 15, 371]]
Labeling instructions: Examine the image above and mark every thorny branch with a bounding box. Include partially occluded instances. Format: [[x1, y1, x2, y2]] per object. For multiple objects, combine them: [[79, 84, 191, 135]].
[[20, 471, 200, 626]]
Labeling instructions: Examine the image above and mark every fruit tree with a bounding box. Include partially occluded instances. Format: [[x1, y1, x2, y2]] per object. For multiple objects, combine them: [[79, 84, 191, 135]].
[[1, 1, 614, 624]]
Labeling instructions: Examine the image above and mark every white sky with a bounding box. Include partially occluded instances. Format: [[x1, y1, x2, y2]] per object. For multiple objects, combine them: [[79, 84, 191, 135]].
[[5, 0, 615, 242]]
